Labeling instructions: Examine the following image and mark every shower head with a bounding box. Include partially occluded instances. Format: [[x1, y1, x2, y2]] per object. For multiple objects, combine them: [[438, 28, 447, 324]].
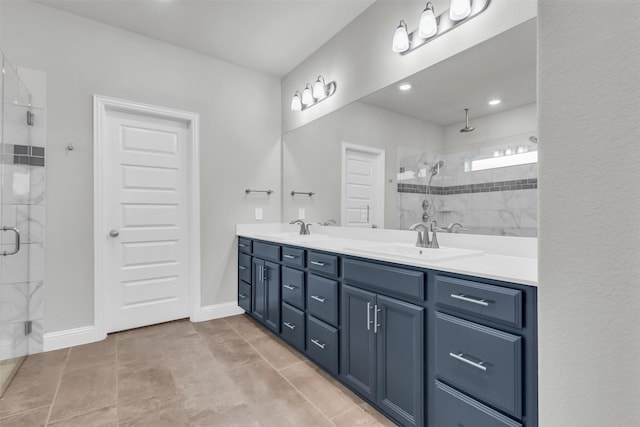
[[529, 136, 538, 144], [460, 108, 475, 133]]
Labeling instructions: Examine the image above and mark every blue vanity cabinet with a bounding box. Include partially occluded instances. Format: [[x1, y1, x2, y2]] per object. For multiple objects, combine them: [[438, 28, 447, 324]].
[[237, 238, 537, 427], [251, 257, 281, 333], [341, 258, 425, 427]]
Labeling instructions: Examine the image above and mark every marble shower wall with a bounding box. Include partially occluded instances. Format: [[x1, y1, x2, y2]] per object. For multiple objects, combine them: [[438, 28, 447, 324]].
[[0, 60, 46, 366], [396, 131, 537, 236]]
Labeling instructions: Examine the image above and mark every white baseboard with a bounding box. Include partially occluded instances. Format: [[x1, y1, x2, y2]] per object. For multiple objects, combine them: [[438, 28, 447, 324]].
[[43, 326, 106, 352], [41, 303, 243, 351], [191, 301, 244, 322]]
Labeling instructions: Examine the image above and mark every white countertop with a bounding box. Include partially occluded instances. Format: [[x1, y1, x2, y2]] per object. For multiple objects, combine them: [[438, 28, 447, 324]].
[[237, 224, 538, 287]]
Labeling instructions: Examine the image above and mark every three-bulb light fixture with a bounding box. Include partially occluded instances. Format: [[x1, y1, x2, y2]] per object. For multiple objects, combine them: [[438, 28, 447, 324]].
[[290, 75, 337, 112], [392, 0, 491, 54]]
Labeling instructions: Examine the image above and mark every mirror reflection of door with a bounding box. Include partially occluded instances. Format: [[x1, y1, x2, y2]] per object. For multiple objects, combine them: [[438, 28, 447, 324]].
[[341, 142, 385, 228]]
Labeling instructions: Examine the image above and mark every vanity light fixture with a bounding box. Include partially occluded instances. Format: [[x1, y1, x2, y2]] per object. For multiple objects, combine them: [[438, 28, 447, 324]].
[[449, 0, 472, 21], [488, 99, 501, 106], [399, 83, 412, 91], [392, 20, 410, 53], [291, 91, 302, 111], [418, 3, 438, 39], [301, 84, 314, 106], [290, 76, 337, 112], [392, 0, 490, 55]]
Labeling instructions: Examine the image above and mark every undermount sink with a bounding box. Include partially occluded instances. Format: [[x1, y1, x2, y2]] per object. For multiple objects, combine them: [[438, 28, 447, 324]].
[[346, 243, 484, 262], [254, 232, 329, 242]]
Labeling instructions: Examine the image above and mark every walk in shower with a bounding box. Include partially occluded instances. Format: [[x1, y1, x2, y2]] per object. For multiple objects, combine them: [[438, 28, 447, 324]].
[[0, 50, 46, 396]]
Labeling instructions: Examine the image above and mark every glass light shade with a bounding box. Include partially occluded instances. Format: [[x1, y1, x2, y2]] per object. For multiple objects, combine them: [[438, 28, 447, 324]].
[[449, 0, 471, 21], [301, 85, 314, 106], [313, 77, 326, 100], [418, 5, 437, 38], [290, 92, 302, 111], [392, 21, 410, 53]]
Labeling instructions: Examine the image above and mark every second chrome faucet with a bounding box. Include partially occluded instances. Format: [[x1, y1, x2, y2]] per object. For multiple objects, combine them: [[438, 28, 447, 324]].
[[409, 221, 444, 249]]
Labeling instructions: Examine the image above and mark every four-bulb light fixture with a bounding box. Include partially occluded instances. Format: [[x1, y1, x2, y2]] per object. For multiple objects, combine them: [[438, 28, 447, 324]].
[[290, 75, 337, 112], [393, 0, 491, 54]]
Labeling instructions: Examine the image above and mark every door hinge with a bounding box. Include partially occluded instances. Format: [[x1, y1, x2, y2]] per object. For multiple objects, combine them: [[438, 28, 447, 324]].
[[27, 111, 35, 126], [24, 320, 33, 336]]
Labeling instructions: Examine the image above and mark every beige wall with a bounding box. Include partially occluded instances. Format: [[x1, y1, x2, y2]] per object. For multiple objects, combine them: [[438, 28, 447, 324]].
[[538, 1, 640, 425], [281, 0, 537, 133], [1, 1, 282, 333]]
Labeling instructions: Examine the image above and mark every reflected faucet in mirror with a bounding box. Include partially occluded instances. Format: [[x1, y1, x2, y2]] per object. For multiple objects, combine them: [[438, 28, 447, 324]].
[[290, 219, 311, 235]]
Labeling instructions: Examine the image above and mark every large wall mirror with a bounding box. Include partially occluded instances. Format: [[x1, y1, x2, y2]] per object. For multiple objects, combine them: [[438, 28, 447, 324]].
[[283, 19, 537, 237]]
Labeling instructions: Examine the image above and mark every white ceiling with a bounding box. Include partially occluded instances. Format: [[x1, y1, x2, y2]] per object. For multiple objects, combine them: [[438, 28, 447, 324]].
[[361, 19, 537, 126], [35, 0, 375, 77]]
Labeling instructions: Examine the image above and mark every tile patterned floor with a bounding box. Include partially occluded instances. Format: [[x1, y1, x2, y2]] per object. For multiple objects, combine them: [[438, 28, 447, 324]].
[[0, 315, 397, 426]]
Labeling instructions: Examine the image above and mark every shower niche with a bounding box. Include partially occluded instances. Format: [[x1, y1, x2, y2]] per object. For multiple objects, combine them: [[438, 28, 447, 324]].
[[0, 51, 46, 396]]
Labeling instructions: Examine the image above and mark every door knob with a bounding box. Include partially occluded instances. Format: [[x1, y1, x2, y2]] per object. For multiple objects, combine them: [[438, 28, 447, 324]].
[[109, 229, 120, 238]]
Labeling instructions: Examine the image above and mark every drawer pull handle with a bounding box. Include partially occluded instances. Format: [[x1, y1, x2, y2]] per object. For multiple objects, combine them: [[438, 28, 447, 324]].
[[284, 322, 296, 330], [284, 254, 297, 259], [238, 293, 248, 299], [310, 261, 326, 267], [449, 352, 487, 372], [283, 284, 297, 290], [239, 244, 247, 247], [310, 295, 326, 303], [450, 294, 489, 307], [239, 266, 247, 270], [311, 339, 326, 349]]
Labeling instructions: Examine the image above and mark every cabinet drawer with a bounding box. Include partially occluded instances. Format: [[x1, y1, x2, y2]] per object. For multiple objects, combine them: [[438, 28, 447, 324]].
[[343, 258, 424, 302], [435, 312, 522, 418], [282, 247, 305, 268], [307, 274, 338, 327], [238, 253, 252, 283], [238, 237, 252, 254], [436, 276, 522, 328], [307, 315, 339, 375], [253, 241, 280, 262], [434, 381, 522, 427], [281, 303, 305, 351], [308, 251, 339, 278], [282, 266, 305, 310], [238, 281, 251, 312]]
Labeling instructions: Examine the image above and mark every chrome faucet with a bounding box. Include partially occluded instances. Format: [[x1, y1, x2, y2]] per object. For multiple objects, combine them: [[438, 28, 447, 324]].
[[409, 223, 430, 248], [429, 221, 445, 249], [290, 219, 311, 235]]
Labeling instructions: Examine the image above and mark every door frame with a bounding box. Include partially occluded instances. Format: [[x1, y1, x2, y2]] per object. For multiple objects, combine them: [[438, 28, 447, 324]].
[[340, 142, 385, 228], [93, 95, 201, 337]]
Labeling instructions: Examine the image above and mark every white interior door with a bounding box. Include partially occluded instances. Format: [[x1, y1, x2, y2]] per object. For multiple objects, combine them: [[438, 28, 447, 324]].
[[342, 143, 385, 228], [103, 109, 190, 333]]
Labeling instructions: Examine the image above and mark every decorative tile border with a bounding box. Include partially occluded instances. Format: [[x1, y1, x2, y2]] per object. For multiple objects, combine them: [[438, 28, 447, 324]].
[[2, 144, 45, 167], [398, 178, 537, 195]]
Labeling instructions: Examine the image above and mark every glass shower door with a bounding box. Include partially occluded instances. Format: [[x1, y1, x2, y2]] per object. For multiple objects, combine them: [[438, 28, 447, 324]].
[[0, 52, 39, 397]]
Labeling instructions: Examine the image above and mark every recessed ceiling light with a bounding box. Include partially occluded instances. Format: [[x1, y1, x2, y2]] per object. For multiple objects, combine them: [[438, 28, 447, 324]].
[[399, 83, 412, 91], [488, 99, 501, 106]]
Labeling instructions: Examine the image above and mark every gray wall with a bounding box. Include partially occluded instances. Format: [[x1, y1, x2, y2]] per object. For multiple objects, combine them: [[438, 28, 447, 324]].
[[1, 1, 282, 333], [538, 1, 640, 425]]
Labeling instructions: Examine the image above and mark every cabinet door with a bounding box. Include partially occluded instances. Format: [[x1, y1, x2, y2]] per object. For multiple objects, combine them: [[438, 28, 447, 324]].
[[252, 258, 265, 321], [376, 295, 424, 427], [341, 285, 377, 402], [264, 260, 281, 333]]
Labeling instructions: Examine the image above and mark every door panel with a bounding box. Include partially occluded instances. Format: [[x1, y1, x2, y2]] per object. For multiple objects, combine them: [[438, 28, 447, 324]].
[[376, 295, 424, 427], [264, 260, 281, 333], [252, 258, 265, 321], [341, 285, 377, 401], [342, 146, 383, 228]]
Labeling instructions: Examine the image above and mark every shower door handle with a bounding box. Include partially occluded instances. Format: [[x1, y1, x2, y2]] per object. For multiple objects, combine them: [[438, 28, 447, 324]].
[[1, 226, 20, 256]]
